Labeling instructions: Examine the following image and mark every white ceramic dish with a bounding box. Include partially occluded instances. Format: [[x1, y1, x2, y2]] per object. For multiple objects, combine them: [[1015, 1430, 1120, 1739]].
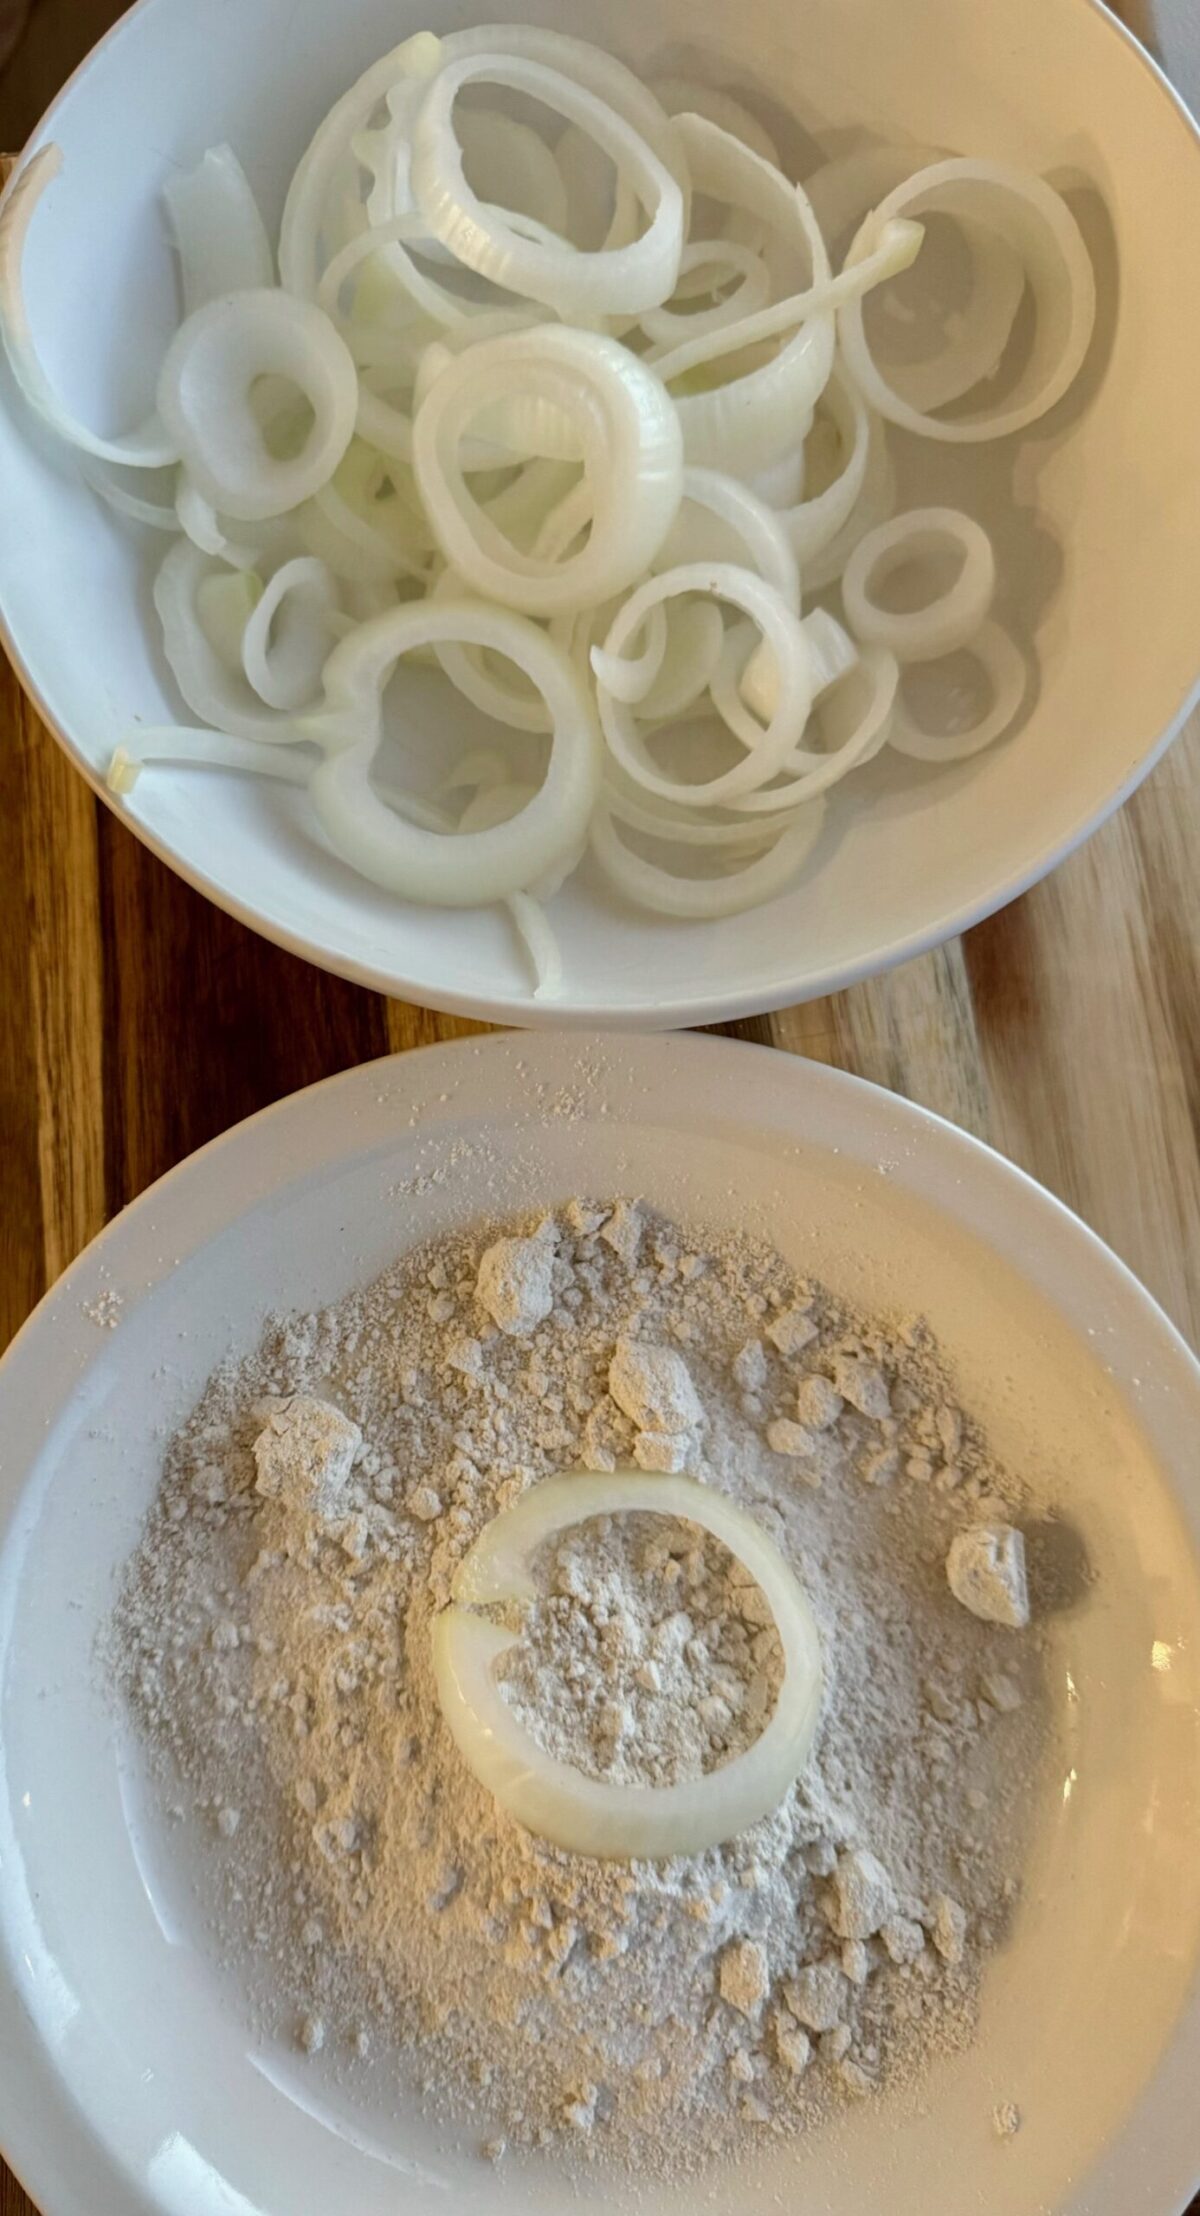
[[0, 1029, 1198, 2216], [1, 0, 1200, 1026]]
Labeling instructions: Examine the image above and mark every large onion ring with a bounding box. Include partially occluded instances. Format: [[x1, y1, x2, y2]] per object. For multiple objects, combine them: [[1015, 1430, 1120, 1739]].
[[413, 325, 683, 616], [841, 506, 996, 662], [309, 596, 601, 901]]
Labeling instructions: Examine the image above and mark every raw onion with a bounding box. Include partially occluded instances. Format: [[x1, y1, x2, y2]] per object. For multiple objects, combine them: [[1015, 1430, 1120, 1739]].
[[838, 157, 1096, 441], [0, 25, 1098, 997], [432, 1470, 824, 1857], [841, 506, 996, 661]]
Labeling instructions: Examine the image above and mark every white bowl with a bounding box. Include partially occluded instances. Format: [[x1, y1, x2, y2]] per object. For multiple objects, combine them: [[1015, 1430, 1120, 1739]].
[[1, 1032, 1198, 2216], [1, 0, 1199, 1027]]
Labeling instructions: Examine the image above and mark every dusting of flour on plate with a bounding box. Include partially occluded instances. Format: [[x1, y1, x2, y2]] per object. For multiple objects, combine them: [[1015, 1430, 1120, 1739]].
[[109, 1198, 1050, 2173]]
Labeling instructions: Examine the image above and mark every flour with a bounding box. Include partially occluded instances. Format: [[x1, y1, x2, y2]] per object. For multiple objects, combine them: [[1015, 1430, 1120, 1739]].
[[499, 1514, 782, 1787], [109, 1197, 1052, 2174]]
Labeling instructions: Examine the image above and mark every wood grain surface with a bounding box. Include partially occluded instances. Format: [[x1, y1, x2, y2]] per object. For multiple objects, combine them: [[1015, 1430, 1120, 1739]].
[[1, 5, 1198, 2214]]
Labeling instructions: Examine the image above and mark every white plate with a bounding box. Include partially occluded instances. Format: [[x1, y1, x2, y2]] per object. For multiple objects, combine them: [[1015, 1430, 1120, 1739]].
[[1, 0, 1200, 1025], [1, 1031, 1198, 2216]]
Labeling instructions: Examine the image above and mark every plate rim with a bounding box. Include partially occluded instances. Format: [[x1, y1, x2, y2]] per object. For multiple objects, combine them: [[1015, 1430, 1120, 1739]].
[[0, 1028, 1198, 2216]]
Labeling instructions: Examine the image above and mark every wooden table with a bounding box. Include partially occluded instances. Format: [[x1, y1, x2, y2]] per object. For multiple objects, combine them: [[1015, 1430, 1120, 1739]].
[[1, 7, 1197, 2214]]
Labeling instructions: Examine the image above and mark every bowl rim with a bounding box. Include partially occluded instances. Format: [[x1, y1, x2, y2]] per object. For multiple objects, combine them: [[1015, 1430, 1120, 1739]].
[[1, 0, 1199, 1027], [0, 1027, 1198, 2216]]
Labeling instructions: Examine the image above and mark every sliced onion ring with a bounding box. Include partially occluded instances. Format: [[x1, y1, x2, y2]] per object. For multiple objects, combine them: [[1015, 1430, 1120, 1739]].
[[413, 325, 682, 617], [740, 607, 858, 726], [0, 146, 177, 467], [593, 799, 825, 919], [411, 53, 684, 317], [730, 643, 900, 803], [656, 465, 799, 606], [157, 290, 359, 521], [837, 158, 1096, 442], [774, 362, 870, 564], [432, 1470, 824, 1857], [887, 620, 1026, 760], [841, 506, 996, 662], [309, 596, 600, 902], [278, 31, 443, 296], [163, 145, 274, 315], [154, 539, 307, 741], [667, 114, 836, 479], [241, 555, 341, 709]]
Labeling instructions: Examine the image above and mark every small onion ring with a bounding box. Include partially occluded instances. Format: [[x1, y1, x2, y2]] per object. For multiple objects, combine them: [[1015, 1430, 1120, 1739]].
[[278, 30, 443, 296], [729, 643, 900, 804], [154, 539, 309, 741], [667, 115, 835, 478], [413, 325, 683, 617], [592, 801, 825, 918], [157, 290, 359, 521], [433, 1470, 823, 1855], [309, 596, 601, 902], [774, 362, 871, 564], [887, 621, 1027, 760], [841, 506, 996, 662]]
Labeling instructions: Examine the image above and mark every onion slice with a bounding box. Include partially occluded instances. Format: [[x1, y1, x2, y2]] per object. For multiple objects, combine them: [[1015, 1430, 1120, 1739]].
[[667, 114, 836, 479], [241, 555, 341, 709], [0, 146, 177, 467], [411, 53, 685, 317], [154, 539, 311, 740], [595, 563, 814, 808], [413, 325, 682, 616], [278, 30, 443, 296], [656, 465, 799, 606], [157, 290, 359, 521], [163, 145, 274, 314], [837, 158, 1096, 441], [309, 596, 601, 902], [432, 1470, 824, 1858], [888, 620, 1026, 760], [730, 642, 899, 802], [592, 802, 825, 920], [841, 506, 996, 662]]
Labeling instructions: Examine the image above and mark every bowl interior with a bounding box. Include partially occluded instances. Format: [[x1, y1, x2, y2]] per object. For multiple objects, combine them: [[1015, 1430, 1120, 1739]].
[[0, 1035, 1198, 2216], [1, 0, 1199, 1022]]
